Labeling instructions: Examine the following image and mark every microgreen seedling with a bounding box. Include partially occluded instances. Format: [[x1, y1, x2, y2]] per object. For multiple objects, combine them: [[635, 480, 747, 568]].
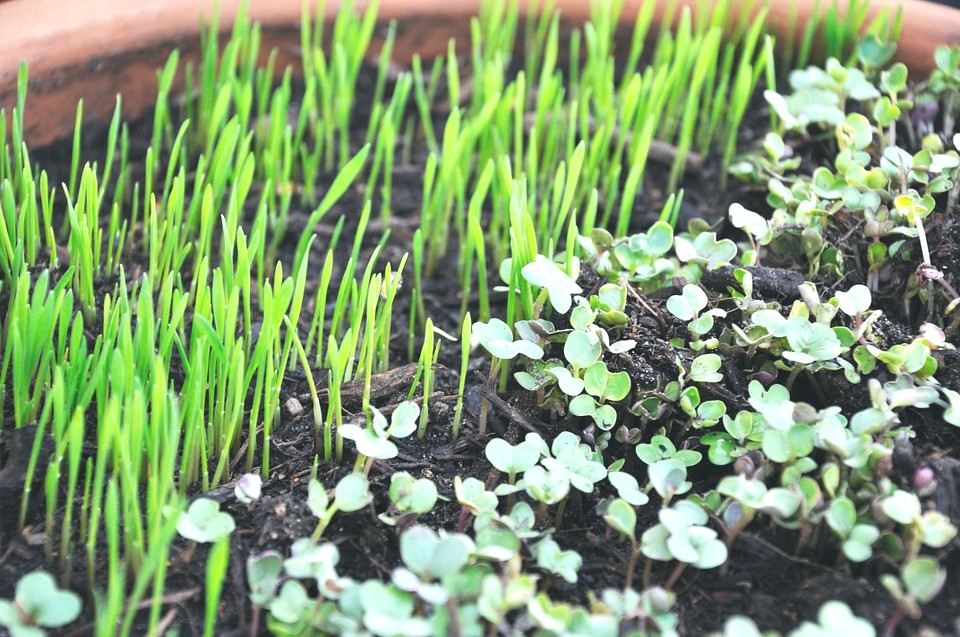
[[0, 571, 82, 637], [647, 459, 693, 504], [282, 539, 350, 599], [641, 500, 728, 588], [675, 231, 738, 274], [235, 473, 263, 505], [378, 472, 439, 528], [789, 600, 876, 637], [339, 402, 420, 473], [824, 497, 879, 563], [728, 203, 774, 261], [531, 536, 582, 583], [667, 284, 725, 342], [307, 473, 374, 540], [608, 471, 650, 507], [453, 476, 499, 532], [473, 318, 544, 435], [176, 498, 236, 544], [688, 353, 724, 383], [601, 497, 643, 589], [879, 489, 957, 554], [636, 435, 703, 467], [485, 437, 541, 484], [882, 556, 947, 623], [521, 254, 583, 315], [398, 524, 474, 582], [246, 551, 283, 635]]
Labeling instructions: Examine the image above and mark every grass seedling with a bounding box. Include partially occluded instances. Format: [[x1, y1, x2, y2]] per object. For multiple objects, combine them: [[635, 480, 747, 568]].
[[151, 50, 180, 158], [326, 330, 352, 463], [306, 248, 336, 367], [451, 312, 472, 440], [359, 273, 382, 419], [10, 63, 27, 192], [458, 160, 494, 318], [204, 537, 230, 637], [58, 408, 84, 581], [2, 269, 74, 429], [669, 27, 720, 192], [119, 502, 180, 637], [415, 318, 436, 440], [65, 167, 103, 322], [292, 144, 370, 274], [94, 479, 124, 634], [409, 228, 425, 360], [411, 55, 439, 156], [371, 256, 406, 375], [68, 100, 83, 201], [468, 204, 490, 322]]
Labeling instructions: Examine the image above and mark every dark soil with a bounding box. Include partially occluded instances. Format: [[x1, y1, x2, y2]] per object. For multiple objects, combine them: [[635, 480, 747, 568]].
[[2, 47, 960, 637]]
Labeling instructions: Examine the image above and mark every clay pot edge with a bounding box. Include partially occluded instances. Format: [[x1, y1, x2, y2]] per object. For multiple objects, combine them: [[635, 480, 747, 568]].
[[2, 0, 959, 147]]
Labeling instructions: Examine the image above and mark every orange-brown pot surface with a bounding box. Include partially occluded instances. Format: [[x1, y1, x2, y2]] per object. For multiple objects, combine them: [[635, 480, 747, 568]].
[[0, 0, 958, 146]]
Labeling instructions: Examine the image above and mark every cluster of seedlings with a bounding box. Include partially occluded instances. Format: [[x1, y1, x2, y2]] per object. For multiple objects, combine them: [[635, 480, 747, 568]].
[[1, 0, 959, 635]]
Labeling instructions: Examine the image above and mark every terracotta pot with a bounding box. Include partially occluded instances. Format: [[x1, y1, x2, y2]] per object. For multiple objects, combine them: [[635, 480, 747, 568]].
[[1, 0, 959, 148]]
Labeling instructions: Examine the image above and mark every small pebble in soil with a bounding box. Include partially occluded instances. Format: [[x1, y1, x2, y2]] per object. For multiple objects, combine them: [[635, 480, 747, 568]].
[[285, 396, 305, 417]]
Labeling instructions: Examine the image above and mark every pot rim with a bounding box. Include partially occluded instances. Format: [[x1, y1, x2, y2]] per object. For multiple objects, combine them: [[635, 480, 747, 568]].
[[2, 0, 959, 147]]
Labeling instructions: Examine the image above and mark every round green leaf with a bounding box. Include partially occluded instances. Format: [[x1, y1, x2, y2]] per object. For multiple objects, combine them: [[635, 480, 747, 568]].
[[335, 473, 373, 512]]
